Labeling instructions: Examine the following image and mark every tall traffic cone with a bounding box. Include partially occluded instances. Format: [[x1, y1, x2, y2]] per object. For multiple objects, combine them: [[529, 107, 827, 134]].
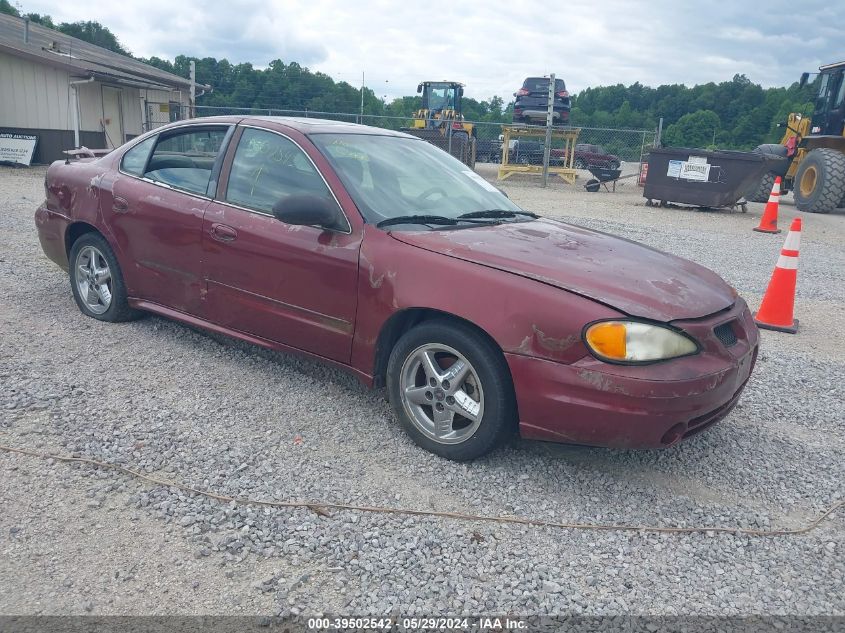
[[753, 176, 782, 234], [754, 217, 801, 333]]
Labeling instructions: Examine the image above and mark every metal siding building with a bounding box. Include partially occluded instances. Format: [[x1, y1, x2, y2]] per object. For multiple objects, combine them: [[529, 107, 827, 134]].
[[0, 13, 203, 163]]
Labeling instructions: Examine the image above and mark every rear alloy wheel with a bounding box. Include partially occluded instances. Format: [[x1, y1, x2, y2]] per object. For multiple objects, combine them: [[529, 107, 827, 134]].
[[387, 320, 516, 460], [574, 158, 587, 170], [793, 148, 845, 214], [69, 233, 140, 322]]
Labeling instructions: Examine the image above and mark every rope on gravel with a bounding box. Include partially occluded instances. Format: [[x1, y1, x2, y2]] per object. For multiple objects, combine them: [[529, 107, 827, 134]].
[[1, 443, 841, 537]]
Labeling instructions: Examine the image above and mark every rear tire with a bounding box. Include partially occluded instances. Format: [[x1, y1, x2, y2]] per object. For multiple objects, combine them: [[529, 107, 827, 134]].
[[69, 232, 140, 322], [387, 319, 517, 461], [794, 148, 845, 214], [748, 171, 776, 203], [574, 158, 587, 169]]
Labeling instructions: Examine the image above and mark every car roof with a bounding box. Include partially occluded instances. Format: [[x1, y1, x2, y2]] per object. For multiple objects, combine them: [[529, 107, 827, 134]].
[[151, 115, 418, 139]]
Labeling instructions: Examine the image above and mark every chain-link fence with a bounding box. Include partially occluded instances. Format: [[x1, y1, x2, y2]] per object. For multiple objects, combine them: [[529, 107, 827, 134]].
[[142, 102, 656, 184]]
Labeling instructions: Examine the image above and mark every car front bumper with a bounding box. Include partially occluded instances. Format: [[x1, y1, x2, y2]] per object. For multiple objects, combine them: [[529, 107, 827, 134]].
[[506, 301, 760, 449]]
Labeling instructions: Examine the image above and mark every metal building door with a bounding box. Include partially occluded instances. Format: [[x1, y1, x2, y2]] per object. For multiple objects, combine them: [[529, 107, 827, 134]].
[[101, 86, 124, 148]]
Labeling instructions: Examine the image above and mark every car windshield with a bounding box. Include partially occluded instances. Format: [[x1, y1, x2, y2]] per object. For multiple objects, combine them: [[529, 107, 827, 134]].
[[311, 133, 526, 226]]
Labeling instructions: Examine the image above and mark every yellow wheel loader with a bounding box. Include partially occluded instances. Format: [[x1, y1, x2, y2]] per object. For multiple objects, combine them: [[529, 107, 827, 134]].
[[749, 61, 845, 214], [403, 81, 476, 168]]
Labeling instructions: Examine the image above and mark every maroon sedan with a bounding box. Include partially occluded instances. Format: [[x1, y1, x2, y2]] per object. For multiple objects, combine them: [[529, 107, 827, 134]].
[[35, 117, 759, 460]]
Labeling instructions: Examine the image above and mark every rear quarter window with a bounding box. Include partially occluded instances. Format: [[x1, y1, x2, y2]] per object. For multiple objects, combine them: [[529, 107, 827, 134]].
[[120, 136, 156, 176]]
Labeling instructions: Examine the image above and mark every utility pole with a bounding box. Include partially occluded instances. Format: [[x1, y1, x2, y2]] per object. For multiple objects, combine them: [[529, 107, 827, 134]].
[[542, 73, 555, 187], [189, 60, 196, 119], [360, 71, 365, 123]]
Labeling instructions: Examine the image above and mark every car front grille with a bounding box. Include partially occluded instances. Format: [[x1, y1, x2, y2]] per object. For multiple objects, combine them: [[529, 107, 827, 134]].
[[714, 321, 737, 347]]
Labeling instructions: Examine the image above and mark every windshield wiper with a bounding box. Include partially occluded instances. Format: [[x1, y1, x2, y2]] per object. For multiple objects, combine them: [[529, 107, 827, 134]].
[[377, 215, 458, 228], [457, 209, 539, 219], [376, 215, 499, 229]]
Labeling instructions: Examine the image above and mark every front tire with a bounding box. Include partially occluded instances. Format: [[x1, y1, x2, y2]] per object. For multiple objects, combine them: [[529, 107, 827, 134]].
[[386, 320, 517, 461], [69, 232, 140, 322], [794, 148, 845, 214]]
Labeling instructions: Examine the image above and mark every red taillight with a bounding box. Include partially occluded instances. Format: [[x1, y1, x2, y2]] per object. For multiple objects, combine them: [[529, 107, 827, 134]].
[[556, 90, 569, 98], [516, 89, 530, 96]]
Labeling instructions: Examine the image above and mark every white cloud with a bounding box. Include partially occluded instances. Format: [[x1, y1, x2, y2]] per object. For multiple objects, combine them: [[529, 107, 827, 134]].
[[20, 0, 845, 101]]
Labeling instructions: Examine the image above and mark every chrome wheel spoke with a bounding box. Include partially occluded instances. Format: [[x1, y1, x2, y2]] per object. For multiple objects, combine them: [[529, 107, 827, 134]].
[[433, 406, 455, 438], [88, 249, 99, 275], [85, 283, 100, 306], [449, 389, 481, 422], [404, 385, 430, 406], [95, 268, 111, 285], [96, 283, 112, 306], [442, 359, 470, 387], [420, 350, 443, 382]]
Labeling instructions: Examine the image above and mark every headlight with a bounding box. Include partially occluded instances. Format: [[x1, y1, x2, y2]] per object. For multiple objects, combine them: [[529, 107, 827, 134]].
[[584, 320, 698, 363]]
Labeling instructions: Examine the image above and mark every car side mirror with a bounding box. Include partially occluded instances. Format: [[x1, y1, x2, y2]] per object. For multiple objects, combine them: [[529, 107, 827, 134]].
[[799, 72, 809, 88], [272, 195, 345, 231]]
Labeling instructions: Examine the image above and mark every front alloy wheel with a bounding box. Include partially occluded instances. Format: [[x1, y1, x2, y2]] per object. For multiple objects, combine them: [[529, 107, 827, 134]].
[[400, 343, 484, 444], [387, 319, 517, 460]]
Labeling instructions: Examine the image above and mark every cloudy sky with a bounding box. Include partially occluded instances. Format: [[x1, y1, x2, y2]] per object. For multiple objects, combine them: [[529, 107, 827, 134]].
[[19, 0, 845, 101]]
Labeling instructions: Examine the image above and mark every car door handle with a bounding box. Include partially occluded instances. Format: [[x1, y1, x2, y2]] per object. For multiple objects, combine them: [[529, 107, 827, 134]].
[[112, 197, 129, 213], [210, 223, 238, 242]]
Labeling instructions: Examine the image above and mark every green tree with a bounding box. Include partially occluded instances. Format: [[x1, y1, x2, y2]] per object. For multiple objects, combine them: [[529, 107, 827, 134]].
[[0, 0, 19, 16], [58, 21, 130, 56], [664, 110, 721, 148], [23, 12, 54, 28]]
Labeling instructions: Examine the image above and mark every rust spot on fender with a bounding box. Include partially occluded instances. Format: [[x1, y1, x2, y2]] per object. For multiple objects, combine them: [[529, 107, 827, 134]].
[[576, 369, 630, 395], [532, 325, 578, 353], [514, 335, 532, 354]]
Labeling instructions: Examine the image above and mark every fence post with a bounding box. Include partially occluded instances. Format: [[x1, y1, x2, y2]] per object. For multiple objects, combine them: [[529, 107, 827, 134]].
[[542, 73, 555, 188], [656, 117, 663, 147], [637, 130, 648, 181]]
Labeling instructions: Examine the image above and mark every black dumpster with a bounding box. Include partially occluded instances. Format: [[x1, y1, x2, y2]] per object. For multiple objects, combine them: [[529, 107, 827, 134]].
[[643, 147, 786, 210]]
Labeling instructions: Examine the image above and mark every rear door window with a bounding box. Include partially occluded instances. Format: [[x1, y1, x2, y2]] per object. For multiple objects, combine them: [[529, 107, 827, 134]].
[[143, 127, 230, 196]]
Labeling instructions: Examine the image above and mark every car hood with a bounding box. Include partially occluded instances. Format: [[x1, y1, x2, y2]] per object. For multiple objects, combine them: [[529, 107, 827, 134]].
[[389, 218, 734, 322]]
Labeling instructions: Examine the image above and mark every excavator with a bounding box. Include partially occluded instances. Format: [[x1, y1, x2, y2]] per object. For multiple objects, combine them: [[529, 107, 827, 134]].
[[749, 60, 845, 213], [403, 81, 476, 168]]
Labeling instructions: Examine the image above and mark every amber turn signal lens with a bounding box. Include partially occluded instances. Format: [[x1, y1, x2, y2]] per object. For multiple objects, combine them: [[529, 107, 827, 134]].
[[585, 322, 627, 360]]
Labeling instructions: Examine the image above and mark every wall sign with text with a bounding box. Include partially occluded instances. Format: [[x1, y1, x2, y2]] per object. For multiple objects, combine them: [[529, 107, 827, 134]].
[[0, 133, 38, 166]]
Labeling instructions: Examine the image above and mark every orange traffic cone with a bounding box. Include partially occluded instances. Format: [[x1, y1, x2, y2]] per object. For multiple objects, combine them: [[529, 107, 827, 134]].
[[754, 217, 801, 333], [753, 176, 782, 234]]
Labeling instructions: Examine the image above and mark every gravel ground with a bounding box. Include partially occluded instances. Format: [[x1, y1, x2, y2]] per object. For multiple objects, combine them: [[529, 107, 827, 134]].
[[1, 164, 843, 617]]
